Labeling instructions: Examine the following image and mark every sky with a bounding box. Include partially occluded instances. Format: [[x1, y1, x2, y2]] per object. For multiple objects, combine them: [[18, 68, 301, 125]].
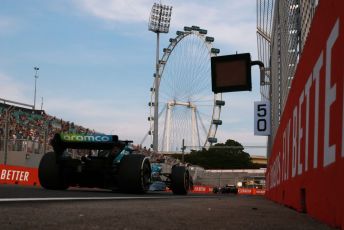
[[0, 0, 267, 156]]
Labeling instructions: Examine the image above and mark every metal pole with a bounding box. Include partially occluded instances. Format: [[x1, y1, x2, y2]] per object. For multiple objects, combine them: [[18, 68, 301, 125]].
[[3, 107, 13, 165], [164, 102, 172, 152], [191, 107, 196, 148], [40, 97, 43, 110], [153, 32, 160, 152], [43, 126, 48, 154], [4, 117, 8, 165], [149, 3, 172, 151], [182, 139, 185, 163], [33, 67, 39, 110], [34, 77, 37, 109]]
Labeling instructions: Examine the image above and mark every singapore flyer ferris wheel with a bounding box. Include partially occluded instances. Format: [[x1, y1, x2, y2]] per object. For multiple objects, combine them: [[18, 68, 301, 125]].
[[148, 26, 225, 152]]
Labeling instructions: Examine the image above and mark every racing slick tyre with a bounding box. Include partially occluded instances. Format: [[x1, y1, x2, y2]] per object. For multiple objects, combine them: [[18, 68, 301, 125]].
[[118, 154, 151, 193], [171, 165, 190, 195], [38, 152, 68, 190]]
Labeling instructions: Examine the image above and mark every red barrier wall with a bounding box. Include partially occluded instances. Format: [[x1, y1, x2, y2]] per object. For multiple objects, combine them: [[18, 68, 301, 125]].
[[238, 188, 265, 195], [0, 164, 40, 186], [265, 0, 344, 228], [192, 185, 213, 193]]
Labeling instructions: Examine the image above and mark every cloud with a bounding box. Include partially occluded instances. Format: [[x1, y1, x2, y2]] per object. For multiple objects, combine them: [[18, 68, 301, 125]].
[[72, 0, 152, 23], [0, 74, 266, 154], [0, 73, 149, 143], [170, 1, 257, 53], [0, 16, 20, 35], [0, 73, 31, 104], [44, 97, 149, 143], [0, 1, 263, 154], [0, 18, 13, 29], [72, 0, 257, 53]]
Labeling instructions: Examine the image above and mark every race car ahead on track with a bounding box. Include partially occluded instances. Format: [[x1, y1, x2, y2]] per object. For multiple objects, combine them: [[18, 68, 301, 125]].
[[38, 133, 191, 194]]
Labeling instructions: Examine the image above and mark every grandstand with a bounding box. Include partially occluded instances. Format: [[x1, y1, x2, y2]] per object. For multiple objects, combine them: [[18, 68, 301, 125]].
[[0, 99, 96, 165]]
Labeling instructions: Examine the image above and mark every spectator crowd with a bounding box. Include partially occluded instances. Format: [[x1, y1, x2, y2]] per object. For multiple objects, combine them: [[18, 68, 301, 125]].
[[0, 103, 95, 153], [0, 102, 180, 167]]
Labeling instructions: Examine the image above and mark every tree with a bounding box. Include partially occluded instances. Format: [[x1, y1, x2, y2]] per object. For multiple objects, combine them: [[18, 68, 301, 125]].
[[176, 139, 256, 169]]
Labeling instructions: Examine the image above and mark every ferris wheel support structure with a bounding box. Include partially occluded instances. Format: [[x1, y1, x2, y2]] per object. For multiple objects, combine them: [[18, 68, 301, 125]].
[[162, 101, 199, 152]]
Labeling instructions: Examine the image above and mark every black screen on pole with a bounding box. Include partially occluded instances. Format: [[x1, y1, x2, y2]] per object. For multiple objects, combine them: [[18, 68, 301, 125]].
[[211, 53, 252, 93]]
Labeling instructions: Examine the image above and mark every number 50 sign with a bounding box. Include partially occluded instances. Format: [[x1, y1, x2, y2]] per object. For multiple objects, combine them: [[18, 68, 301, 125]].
[[254, 101, 271, 136]]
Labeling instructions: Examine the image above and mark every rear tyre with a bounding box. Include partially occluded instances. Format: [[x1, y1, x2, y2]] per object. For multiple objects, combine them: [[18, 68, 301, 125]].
[[171, 165, 190, 195], [118, 154, 151, 193], [38, 152, 68, 190]]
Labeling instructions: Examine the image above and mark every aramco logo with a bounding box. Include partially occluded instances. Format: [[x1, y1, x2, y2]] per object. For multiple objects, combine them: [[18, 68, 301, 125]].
[[61, 134, 112, 142]]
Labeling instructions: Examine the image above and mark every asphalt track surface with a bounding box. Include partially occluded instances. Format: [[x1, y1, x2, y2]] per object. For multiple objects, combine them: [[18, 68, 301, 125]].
[[0, 184, 333, 230]]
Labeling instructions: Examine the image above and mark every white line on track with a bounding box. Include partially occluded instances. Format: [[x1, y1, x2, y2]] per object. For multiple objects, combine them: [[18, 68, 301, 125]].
[[0, 195, 213, 202], [0, 197, 166, 202]]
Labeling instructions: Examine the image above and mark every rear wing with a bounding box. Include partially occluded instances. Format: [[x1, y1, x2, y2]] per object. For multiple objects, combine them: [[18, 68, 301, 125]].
[[50, 133, 121, 154]]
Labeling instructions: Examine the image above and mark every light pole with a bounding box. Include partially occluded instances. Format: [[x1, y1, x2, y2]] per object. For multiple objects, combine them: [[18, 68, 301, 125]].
[[40, 97, 44, 110], [33, 66, 39, 110], [148, 3, 172, 152]]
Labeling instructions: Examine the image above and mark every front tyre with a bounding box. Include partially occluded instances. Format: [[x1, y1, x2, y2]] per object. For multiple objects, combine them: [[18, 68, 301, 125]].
[[38, 152, 68, 190], [171, 165, 190, 195], [118, 154, 151, 193]]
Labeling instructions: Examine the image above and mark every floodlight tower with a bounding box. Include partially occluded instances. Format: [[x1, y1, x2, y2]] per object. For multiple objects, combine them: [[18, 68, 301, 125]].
[[33, 66, 39, 110], [148, 3, 172, 152]]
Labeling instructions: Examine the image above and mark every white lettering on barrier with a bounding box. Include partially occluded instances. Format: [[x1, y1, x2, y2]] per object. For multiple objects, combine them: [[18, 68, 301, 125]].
[[0, 170, 30, 182], [6, 170, 10, 180], [313, 52, 323, 169], [256, 190, 266, 195], [239, 188, 252, 194], [324, 19, 339, 167], [24, 172, 29, 181], [0, 170, 6, 180], [292, 106, 298, 178], [298, 91, 304, 175], [304, 75, 312, 172], [193, 186, 206, 192], [282, 130, 287, 182], [268, 18, 342, 189], [269, 152, 281, 189]]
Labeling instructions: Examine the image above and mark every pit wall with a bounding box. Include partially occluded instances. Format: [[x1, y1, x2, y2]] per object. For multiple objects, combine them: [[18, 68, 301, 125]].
[[265, 0, 344, 228]]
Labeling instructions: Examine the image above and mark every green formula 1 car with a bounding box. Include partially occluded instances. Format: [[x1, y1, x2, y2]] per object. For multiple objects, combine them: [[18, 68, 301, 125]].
[[38, 133, 190, 194]]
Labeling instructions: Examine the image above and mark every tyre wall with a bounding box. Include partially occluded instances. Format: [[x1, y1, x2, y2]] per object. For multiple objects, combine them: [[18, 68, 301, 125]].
[[265, 0, 344, 228]]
